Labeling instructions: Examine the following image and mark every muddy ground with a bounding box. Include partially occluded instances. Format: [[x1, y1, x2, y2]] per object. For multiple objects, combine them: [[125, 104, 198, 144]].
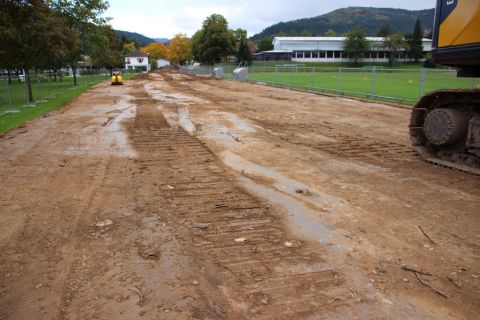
[[0, 71, 478, 320]]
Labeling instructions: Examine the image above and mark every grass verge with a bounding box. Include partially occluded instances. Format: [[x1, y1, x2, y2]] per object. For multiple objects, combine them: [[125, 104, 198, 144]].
[[0, 73, 138, 134], [0, 84, 94, 134]]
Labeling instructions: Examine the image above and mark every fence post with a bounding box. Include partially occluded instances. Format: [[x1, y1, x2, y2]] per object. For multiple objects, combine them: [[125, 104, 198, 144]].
[[47, 73, 51, 98], [370, 66, 376, 99], [24, 74, 30, 105], [310, 67, 314, 90], [337, 67, 342, 95], [5, 77, 12, 110], [419, 68, 426, 98]]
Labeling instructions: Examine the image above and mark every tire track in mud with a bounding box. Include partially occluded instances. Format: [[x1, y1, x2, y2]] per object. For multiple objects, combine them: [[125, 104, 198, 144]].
[[260, 122, 419, 163], [132, 89, 375, 319], [156, 73, 418, 165]]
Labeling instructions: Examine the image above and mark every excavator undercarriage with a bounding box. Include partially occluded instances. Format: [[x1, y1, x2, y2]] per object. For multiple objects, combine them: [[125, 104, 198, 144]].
[[409, 0, 480, 174], [410, 89, 480, 175]]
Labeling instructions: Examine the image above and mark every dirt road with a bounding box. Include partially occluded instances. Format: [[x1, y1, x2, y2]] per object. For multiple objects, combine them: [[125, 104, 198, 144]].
[[0, 71, 478, 319]]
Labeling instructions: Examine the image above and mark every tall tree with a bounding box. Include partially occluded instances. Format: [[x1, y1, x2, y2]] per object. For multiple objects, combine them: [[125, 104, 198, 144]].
[[383, 33, 406, 66], [257, 37, 273, 52], [91, 26, 124, 70], [343, 28, 371, 64], [141, 42, 167, 60], [233, 29, 252, 65], [0, 0, 77, 102], [192, 14, 235, 64], [376, 23, 392, 37], [141, 42, 167, 68], [409, 19, 424, 63], [167, 34, 193, 65], [50, 0, 109, 86]]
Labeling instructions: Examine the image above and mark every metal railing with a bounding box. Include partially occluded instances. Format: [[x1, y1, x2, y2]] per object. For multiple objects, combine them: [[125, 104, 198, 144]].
[[0, 69, 137, 116], [181, 65, 479, 105]]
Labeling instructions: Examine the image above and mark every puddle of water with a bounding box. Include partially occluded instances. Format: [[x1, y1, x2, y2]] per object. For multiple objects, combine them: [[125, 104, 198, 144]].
[[204, 124, 239, 142], [240, 177, 334, 243], [178, 107, 196, 134], [66, 97, 137, 157], [209, 111, 257, 133], [144, 83, 206, 105], [222, 151, 347, 210], [324, 159, 387, 175]]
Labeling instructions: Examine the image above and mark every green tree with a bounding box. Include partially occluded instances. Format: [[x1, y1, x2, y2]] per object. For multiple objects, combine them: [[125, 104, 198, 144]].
[[0, 0, 77, 102], [376, 23, 392, 37], [257, 37, 273, 52], [192, 14, 235, 64], [324, 29, 337, 37], [409, 19, 424, 63], [122, 42, 136, 54], [233, 29, 252, 65], [50, 0, 109, 86], [91, 26, 124, 70], [383, 33, 406, 66], [343, 28, 371, 64]]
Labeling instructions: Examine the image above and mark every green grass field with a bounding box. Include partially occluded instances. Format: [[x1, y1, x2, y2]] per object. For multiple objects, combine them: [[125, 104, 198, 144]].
[[0, 74, 112, 114], [0, 73, 137, 133], [225, 69, 479, 105], [217, 60, 447, 70]]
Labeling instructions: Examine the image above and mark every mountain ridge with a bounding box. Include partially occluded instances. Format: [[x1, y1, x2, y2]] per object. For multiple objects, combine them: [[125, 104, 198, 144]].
[[252, 7, 435, 40], [114, 30, 157, 46]]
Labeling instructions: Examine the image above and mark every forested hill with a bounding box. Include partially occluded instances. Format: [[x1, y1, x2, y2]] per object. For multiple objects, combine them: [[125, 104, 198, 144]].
[[252, 7, 435, 40], [114, 30, 155, 46]]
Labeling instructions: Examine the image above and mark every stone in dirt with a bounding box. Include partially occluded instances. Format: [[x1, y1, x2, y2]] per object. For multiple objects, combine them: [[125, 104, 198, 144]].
[[95, 219, 113, 227]]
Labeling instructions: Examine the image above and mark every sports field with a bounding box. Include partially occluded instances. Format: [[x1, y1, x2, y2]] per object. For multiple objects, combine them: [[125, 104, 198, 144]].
[[224, 67, 479, 104]]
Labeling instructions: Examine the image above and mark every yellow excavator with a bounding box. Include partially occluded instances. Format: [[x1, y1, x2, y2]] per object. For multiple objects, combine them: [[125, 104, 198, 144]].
[[409, 0, 480, 175], [111, 71, 123, 85]]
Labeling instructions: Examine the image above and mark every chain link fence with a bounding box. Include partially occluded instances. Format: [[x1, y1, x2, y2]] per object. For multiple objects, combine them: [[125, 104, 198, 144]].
[[0, 69, 136, 116], [181, 65, 479, 105]]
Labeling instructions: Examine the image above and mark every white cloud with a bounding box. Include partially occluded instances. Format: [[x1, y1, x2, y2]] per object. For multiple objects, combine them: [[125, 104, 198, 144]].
[[107, 0, 436, 38]]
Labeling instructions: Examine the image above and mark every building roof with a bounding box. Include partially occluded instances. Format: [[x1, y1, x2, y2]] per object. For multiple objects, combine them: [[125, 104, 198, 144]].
[[125, 50, 148, 58], [255, 49, 293, 55]]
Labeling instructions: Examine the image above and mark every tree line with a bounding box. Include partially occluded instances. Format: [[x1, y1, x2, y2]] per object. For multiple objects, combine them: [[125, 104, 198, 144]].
[[343, 19, 425, 66], [0, 0, 120, 101], [255, 19, 427, 66]]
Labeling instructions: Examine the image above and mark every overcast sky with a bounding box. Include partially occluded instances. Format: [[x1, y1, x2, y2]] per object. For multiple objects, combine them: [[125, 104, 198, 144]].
[[106, 0, 436, 39]]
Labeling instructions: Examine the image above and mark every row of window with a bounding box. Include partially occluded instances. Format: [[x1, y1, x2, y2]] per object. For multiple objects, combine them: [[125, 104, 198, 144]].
[[292, 51, 422, 59], [125, 57, 145, 64]]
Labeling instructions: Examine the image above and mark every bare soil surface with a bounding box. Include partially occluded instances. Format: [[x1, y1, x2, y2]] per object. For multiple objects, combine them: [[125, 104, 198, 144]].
[[0, 71, 479, 319]]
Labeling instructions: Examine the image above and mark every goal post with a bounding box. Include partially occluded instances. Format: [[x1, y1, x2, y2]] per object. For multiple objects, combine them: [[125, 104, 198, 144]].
[[275, 64, 298, 73]]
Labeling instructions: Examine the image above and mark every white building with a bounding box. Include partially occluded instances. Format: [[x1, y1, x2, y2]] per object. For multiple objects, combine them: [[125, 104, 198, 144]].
[[125, 50, 150, 71], [256, 37, 433, 62]]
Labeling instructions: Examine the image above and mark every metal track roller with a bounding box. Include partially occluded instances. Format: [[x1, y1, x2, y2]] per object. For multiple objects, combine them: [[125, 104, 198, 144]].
[[423, 108, 469, 146]]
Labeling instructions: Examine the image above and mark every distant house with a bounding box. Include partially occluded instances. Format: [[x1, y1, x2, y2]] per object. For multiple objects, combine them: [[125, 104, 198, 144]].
[[255, 37, 433, 62], [156, 59, 171, 68], [125, 50, 150, 71]]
